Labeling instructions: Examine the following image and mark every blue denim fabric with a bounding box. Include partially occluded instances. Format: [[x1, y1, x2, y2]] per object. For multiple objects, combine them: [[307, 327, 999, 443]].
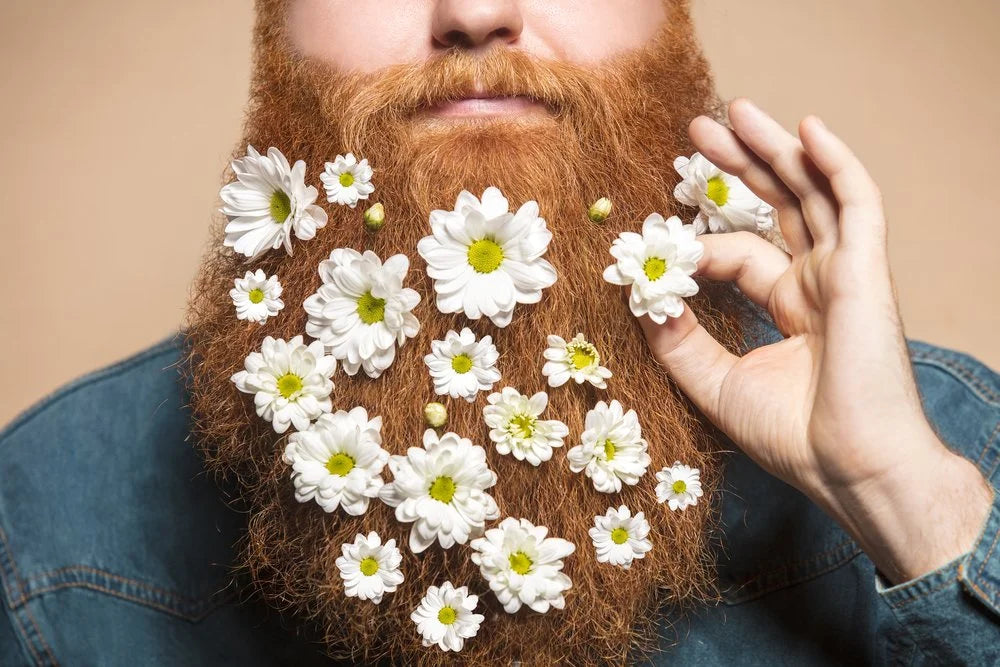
[[1, 299, 998, 665]]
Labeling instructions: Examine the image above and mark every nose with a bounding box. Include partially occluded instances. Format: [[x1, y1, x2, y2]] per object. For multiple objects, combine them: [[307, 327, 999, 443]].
[[431, 0, 524, 50]]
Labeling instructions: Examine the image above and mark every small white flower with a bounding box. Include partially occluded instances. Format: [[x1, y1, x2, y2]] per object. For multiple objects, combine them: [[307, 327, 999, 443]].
[[603, 213, 703, 324], [655, 461, 704, 511], [566, 400, 650, 493], [321, 152, 375, 208], [230, 269, 284, 324], [220, 146, 328, 259], [230, 335, 336, 434], [335, 531, 404, 604], [673, 152, 776, 235], [483, 388, 568, 466], [282, 407, 388, 515], [589, 505, 652, 569], [303, 249, 420, 379], [542, 333, 612, 389], [469, 517, 575, 614], [379, 429, 500, 553], [411, 582, 483, 652], [417, 187, 557, 327], [424, 328, 501, 403]]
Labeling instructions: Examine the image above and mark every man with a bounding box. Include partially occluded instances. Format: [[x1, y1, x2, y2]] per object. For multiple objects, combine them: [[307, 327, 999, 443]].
[[1, 0, 997, 664]]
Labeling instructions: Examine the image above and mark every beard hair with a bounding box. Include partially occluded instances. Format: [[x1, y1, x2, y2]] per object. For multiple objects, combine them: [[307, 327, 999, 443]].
[[184, 2, 748, 664]]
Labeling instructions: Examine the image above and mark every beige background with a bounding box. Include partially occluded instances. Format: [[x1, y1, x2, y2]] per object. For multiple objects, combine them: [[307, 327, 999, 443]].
[[1, 1, 997, 427]]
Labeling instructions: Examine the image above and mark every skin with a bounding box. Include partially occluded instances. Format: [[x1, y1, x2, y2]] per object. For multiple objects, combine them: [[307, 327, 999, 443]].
[[287, 1, 994, 584]]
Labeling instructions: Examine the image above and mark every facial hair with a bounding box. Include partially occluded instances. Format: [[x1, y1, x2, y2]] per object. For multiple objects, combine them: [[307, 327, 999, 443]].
[[184, 1, 747, 664]]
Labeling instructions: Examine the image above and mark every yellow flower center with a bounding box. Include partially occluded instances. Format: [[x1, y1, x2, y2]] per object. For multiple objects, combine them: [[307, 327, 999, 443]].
[[429, 476, 456, 503], [269, 190, 292, 223], [508, 414, 536, 439], [672, 479, 688, 494], [356, 291, 387, 324], [437, 606, 457, 625], [643, 257, 667, 281], [706, 175, 729, 207], [451, 354, 473, 374], [339, 171, 355, 187], [611, 527, 629, 545], [276, 373, 303, 399], [509, 551, 533, 575], [359, 556, 379, 576], [603, 439, 616, 461], [568, 342, 599, 370], [247, 288, 265, 304], [467, 239, 504, 273], [325, 452, 355, 476]]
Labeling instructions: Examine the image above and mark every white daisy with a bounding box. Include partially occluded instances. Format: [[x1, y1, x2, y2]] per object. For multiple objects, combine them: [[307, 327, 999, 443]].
[[379, 429, 499, 553], [411, 582, 483, 653], [282, 407, 388, 515], [566, 400, 650, 493], [230, 335, 336, 434], [603, 213, 703, 324], [335, 531, 404, 604], [542, 333, 612, 389], [655, 461, 704, 511], [483, 388, 568, 466], [303, 248, 420, 379], [230, 269, 284, 324], [589, 505, 652, 569], [469, 517, 575, 614], [321, 153, 375, 208], [673, 152, 776, 235], [424, 328, 500, 403], [220, 145, 328, 259], [417, 187, 557, 327]]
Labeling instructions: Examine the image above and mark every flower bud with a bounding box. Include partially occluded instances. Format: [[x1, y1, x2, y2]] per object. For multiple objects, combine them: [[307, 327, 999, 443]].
[[587, 197, 612, 223], [363, 202, 385, 232], [423, 401, 448, 428]]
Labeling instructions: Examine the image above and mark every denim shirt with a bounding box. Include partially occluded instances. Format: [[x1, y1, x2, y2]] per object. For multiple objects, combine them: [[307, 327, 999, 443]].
[[2, 302, 998, 665]]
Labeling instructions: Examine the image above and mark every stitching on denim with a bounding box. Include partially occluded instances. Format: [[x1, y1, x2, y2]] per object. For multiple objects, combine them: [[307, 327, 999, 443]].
[[972, 515, 1000, 604], [976, 420, 1000, 470], [19, 602, 57, 666], [0, 526, 42, 665], [910, 349, 1000, 407], [6, 607, 42, 666], [889, 571, 960, 609], [731, 536, 858, 584], [23, 580, 227, 623], [23, 565, 205, 609], [724, 541, 861, 605]]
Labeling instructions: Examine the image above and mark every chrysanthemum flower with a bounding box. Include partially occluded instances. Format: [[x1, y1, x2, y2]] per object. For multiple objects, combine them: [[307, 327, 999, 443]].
[[230, 335, 336, 434], [603, 213, 703, 324], [282, 407, 388, 515], [589, 505, 652, 569], [424, 328, 501, 403], [303, 249, 420, 379], [417, 187, 557, 327], [220, 146, 328, 259], [566, 400, 650, 493], [655, 461, 704, 511], [483, 387, 568, 466], [335, 531, 404, 604], [230, 269, 284, 324], [673, 152, 776, 234], [411, 582, 483, 652], [542, 333, 612, 389], [321, 152, 375, 208], [379, 429, 499, 553], [469, 517, 575, 614]]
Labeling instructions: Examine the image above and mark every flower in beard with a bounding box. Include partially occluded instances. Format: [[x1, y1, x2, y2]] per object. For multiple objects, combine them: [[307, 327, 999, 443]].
[[230, 335, 336, 434], [411, 582, 483, 652], [220, 146, 328, 259], [335, 531, 404, 604], [542, 333, 612, 389], [483, 388, 568, 466], [424, 328, 500, 402], [321, 152, 375, 208], [589, 505, 652, 569], [303, 249, 420, 379], [673, 152, 776, 235], [469, 517, 575, 614], [417, 187, 557, 328], [655, 461, 704, 511], [230, 269, 284, 324], [603, 213, 703, 324], [567, 400, 650, 493], [282, 407, 388, 515], [379, 429, 499, 553]]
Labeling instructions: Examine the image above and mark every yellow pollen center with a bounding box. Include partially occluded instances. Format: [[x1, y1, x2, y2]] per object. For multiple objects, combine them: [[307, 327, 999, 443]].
[[672, 480, 688, 494], [359, 557, 379, 576], [429, 476, 456, 503], [467, 239, 504, 273], [356, 291, 387, 324], [643, 257, 667, 281], [325, 452, 355, 476], [509, 551, 533, 575], [276, 373, 303, 399], [569, 345, 598, 370], [611, 527, 629, 545], [508, 414, 535, 439], [269, 190, 292, 223], [451, 354, 473, 374], [247, 288, 265, 304], [437, 606, 457, 625], [339, 171, 355, 187], [603, 440, 616, 461], [706, 175, 729, 207]]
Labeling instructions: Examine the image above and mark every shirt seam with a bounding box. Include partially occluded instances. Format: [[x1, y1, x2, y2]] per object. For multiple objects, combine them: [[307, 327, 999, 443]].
[[0, 526, 57, 666], [910, 348, 1000, 408]]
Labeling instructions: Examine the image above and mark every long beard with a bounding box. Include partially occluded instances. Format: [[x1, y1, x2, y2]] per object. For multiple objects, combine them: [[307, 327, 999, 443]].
[[185, 3, 746, 664]]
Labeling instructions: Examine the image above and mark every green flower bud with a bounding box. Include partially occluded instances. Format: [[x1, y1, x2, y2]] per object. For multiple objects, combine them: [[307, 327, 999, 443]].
[[423, 401, 448, 428], [587, 197, 612, 223], [363, 202, 385, 232]]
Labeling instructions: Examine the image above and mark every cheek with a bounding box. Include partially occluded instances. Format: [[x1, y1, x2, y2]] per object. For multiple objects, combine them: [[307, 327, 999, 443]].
[[524, 0, 666, 64]]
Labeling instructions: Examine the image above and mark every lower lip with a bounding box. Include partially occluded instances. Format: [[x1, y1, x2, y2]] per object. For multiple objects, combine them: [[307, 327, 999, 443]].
[[428, 96, 548, 119]]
